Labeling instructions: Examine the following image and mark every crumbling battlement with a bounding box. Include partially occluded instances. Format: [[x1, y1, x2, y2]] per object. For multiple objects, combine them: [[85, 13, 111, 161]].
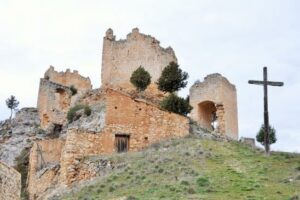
[[189, 73, 238, 139], [101, 28, 177, 94], [45, 66, 92, 92]]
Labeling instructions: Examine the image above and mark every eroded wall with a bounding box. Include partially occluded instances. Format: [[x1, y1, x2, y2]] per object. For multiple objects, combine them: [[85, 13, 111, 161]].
[[189, 74, 238, 139], [101, 28, 177, 95], [37, 67, 92, 128], [27, 139, 64, 200], [0, 161, 21, 200], [59, 88, 189, 185]]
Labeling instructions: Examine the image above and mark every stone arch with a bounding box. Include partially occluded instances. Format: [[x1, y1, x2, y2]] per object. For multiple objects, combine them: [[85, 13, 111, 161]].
[[198, 101, 217, 131]]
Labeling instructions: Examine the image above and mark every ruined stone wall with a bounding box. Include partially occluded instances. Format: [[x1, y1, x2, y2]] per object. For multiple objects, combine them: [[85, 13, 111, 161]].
[[101, 28, 177, 95], [27, 139, 64, 200], [37, 67, 92, 129], [189, 74, 238, 139], [59, 89, 189, 184], [44, 66, 92, 92], [0, 161, 21, 200]]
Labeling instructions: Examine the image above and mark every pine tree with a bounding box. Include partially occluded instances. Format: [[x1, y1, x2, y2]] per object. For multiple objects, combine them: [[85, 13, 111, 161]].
[[6, 95, 19, 121], [130, 66, 151, 92], [256, 124, 277, 146], [157, 62, 188, 93]]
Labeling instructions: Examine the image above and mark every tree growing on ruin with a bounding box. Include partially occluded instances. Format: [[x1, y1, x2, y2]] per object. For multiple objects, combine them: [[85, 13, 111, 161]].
[[157, 61, 188, 93], [256, 124, 277, 146], [160, 93, 192, 116], [130, 66, 151, 92], [6, 95, 19, 121]]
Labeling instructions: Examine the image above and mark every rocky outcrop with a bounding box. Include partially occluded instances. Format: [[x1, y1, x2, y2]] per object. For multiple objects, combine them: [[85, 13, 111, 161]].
[[0, 108, 42, 167]]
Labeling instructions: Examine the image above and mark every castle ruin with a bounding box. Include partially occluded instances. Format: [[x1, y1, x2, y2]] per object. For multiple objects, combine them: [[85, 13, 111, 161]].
[[1, 28, 239, 199]]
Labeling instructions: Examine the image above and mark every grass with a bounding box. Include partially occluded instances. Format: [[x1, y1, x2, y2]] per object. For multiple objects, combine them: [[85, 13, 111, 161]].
[[60, 137, 300, 200]]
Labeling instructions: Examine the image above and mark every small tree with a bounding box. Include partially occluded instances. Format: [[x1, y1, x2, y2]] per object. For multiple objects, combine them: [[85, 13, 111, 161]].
[[160, 93, 192, 116], [157, 62, 188, 93], [130, 66, 151, 92], [6, 95, 19, 120], [256, 124, 277, 146]]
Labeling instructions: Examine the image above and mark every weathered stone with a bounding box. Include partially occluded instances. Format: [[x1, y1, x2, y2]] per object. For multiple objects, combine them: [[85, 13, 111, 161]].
[[189, 74, 238, 140], [0, 161, 21, 200]]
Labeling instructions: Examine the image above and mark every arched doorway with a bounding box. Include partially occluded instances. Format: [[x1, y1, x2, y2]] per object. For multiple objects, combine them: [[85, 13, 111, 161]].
[[198, 101, 218, 131]]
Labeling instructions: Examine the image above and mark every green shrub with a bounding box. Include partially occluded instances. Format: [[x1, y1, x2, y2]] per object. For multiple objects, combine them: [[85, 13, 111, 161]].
[[256, 124, 277, 146], [160, 93, 192, 116], [67, 104, 92, 123], [130, 66, 151, 92], [157, 61, 188, 93], [197, 177, 209, 187], [70, 85, 77, 96]]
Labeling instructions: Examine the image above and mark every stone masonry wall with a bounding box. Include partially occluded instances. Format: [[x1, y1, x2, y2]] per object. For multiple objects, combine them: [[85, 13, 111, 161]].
[[37, 67, 92, 128], [27, 139, 64, 200], [0, 161, 21, 200], [101, 28, 177, 95], [189, 74, 238, 139], [59, 88, 189, 185]]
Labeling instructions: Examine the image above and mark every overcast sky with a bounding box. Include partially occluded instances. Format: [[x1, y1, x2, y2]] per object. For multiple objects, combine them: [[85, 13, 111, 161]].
[[0, 0, 299, 152]]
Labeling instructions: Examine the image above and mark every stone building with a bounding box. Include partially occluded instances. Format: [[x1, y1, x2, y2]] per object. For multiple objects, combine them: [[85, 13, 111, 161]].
[[37, 66, 92, 129], [0, 161, 21, 200], [189, 73, 238, 139]]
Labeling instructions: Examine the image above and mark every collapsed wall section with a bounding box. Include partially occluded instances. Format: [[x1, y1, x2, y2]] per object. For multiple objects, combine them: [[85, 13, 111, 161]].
[[189, 74, 238, 139], [101, 28, 177, 95]]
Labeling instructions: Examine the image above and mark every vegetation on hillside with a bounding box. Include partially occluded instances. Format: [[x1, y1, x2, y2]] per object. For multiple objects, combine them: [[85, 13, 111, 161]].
[[60, 137, 300, 200], [67, 105, 92, 123]]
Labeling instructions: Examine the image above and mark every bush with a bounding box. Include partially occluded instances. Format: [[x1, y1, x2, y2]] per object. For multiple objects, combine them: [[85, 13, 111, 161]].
[[67, 105, 92, 123], [130, 66, 151, 92], [197, 177, 209, 187], [70, 85, 77, 96], [256, 124, 277, 146], [157, 62, 188, 93], [160, 93, 192, 116]]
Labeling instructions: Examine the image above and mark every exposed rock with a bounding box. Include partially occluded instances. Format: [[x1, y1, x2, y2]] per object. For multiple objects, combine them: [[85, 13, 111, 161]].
[[0, 108, 42, 166]]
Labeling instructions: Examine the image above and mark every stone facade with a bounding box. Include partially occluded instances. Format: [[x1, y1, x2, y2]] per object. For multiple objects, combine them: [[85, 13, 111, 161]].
[[189, 74, 238, 139], [101, 28, 177, 96], [0, 161, 21, 200], [59, 88, 189, 185], [37, 66, 92, 129]]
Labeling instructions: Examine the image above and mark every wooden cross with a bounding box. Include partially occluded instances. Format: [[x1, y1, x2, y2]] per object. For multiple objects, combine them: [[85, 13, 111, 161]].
[[248, 67, 284, 155]]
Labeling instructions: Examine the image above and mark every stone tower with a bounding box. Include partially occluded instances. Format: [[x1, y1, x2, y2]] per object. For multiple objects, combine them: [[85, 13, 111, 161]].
[[101, 28, 177, 94], [189, 74, 238, 139]]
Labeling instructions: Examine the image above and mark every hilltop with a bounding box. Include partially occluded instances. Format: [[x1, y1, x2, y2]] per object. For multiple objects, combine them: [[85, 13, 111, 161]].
[[48, 134, 300, 200]]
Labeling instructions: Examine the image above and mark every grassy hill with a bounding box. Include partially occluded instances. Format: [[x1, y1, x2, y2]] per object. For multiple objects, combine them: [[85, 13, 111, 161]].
[[59, 136, 300, 200]]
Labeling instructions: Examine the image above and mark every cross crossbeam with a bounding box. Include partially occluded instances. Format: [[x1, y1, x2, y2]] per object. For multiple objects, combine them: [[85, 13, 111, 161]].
[[248, 67, 284, 155]]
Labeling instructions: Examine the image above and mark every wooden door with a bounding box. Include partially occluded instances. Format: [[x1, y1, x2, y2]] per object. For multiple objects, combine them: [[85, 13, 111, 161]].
[[115, 135, 129, 153]]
